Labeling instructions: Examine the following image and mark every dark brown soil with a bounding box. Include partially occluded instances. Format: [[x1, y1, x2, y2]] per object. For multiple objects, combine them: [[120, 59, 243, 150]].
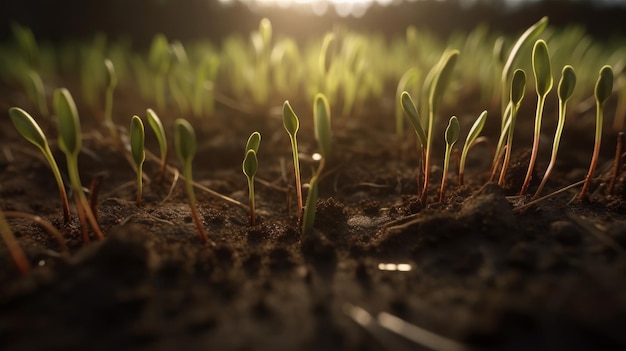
[[1, 81, 626, 351]]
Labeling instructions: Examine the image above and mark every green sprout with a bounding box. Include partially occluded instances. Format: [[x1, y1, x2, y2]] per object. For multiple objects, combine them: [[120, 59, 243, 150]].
[[396, 68, 421, 136], [0, 210, 30, 274], [498, 69, 527, 186], [400, 91, 427, 194], [302, 93, 332, 234], [54, 88, 104, 242], [490, 102, 512, 181], [174, 118, 210, 244], [130, 115, 146, 206], [500, 17, 548, 118], [8, 107, 71, 224], [146, 108, 168, 179], [459, 110, 487, 186], [440, 116, 460, 203], [282, 100, 303, 220], [104, 58, 118, 140], [423, 49, 459, 203], [521, 40, 553, 195], [580, 65, 614, 199], [243, 132, 261, 225], [25, 70, 48, 117], [535, 65, 576, 198]]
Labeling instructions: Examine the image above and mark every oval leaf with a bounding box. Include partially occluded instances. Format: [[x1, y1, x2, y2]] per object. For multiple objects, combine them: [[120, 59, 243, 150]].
[[466, 110, 488, 147], [314, 93, 332, 159], [130, 115, 146, 167], [174, 118, 197, 164], [400, 91, 427, 147], [429, 49, 460, 114], [595, 65, 613, 105], [245, 131, 261, 154], [282, 100, 299, 137], [242, 149, 258, 179], [105, 58, 117, 89], [558, 65, 576, 103], [445, 116, 460, 145], [53, 88, 81, 156], [9, 107, 48, 151], [146, 108, 167, 156], [511, 69, 527, 106], [532, 40, 553, 97]]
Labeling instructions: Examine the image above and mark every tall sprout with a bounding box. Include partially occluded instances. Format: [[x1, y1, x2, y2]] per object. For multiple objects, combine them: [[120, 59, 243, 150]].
[[440, 116, 459, 203], [282, 101, 303, 220], [9, 107, 71, 224], [401, 91, 427, 194], [498, 69, 527, 186], [146, 108, 168, 179], [174, 118, 210, 244], [243, 132, 261, 225], [54, 88, 104, 242], [459, 111, 487, 185], [535, 65, 576, 198], [423, 50, 459, 204], [521, 40, 553, 195], [580, 65, 613, 199], [130, 115, 146, 206]]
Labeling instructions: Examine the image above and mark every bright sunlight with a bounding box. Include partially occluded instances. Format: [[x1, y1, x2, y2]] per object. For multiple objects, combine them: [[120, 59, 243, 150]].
[[217, 0, 407, 17]]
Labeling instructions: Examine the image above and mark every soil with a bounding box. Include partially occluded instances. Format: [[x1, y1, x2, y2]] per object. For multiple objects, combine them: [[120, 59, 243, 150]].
[[1, 78, 626, 351]]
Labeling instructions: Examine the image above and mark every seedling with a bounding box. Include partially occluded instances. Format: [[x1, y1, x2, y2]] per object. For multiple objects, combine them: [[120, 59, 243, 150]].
[[534, 65, 576, 198], [0, 210, 30, 274], [54, 88, 104, 242], [580, 65, 613, 199], [400, 91, 427, 194], [130, 115, 146, 206], [174, 118, 210, 244], [104, 58, 118, 140], [423, 50, 459, 203], [243, 132, 261, 225], [396, 69, 420, 136], [302, 93, 332, 234], [8, 107, 71, 224], [146, 108, 168, 179], [459, 110, 487, 186], [282, 100, 303, 219], [440, 116, 459, 203], [25, 70, 48, 117], [490, 102, 512, 181], [498, 69, 527, 186], [520, 40, 553, 195]]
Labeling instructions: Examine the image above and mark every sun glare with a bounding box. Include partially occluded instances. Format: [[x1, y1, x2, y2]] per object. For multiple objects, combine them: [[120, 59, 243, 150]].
[[218, 0, 406, 17]]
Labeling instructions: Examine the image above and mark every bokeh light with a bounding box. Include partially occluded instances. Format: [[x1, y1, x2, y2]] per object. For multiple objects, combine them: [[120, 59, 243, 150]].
[[218, 0, 407, 17]]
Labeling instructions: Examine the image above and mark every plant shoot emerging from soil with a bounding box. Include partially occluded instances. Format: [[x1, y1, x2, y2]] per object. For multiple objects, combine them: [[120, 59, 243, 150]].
[[130, 115, 146, 206], [580, 65, 614, 199], [459, 110, 487, 186], [282, 100, 303, 220], [440, 116, 459, 203], [145, 108, 168, 180], [54, 88, 104, 242], [174, 118, 210, 244], [499, 69, 527, 186], [521, 40, 553, 195], [8, 107, 71, 224], [534, 65, 576, 198], [243, 132, 261, 225]]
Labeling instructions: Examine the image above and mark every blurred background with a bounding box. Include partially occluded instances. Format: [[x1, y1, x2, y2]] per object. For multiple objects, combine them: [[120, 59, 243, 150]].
[[1, 0, 626, 45]]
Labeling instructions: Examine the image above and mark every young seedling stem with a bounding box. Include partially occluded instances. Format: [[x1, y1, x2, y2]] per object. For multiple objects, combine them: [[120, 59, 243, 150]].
[[580, 65, 613, 199], [459, 111, 487, 186], [130, 115, 146, 206], [8, 107, 71, 224], [520, 40, 553, 195], [282, 101, 303, 220], [54, 88, 104, 241], [243, 132, 261, 225], [145, 108, 168, 180], [174, 118, 211, 244], [534, 65, 576, 198], [423, 50, 459, 204], [499, 69, 527, 186], [440, 116, 459, 203], [104, 58, 119, 141]]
